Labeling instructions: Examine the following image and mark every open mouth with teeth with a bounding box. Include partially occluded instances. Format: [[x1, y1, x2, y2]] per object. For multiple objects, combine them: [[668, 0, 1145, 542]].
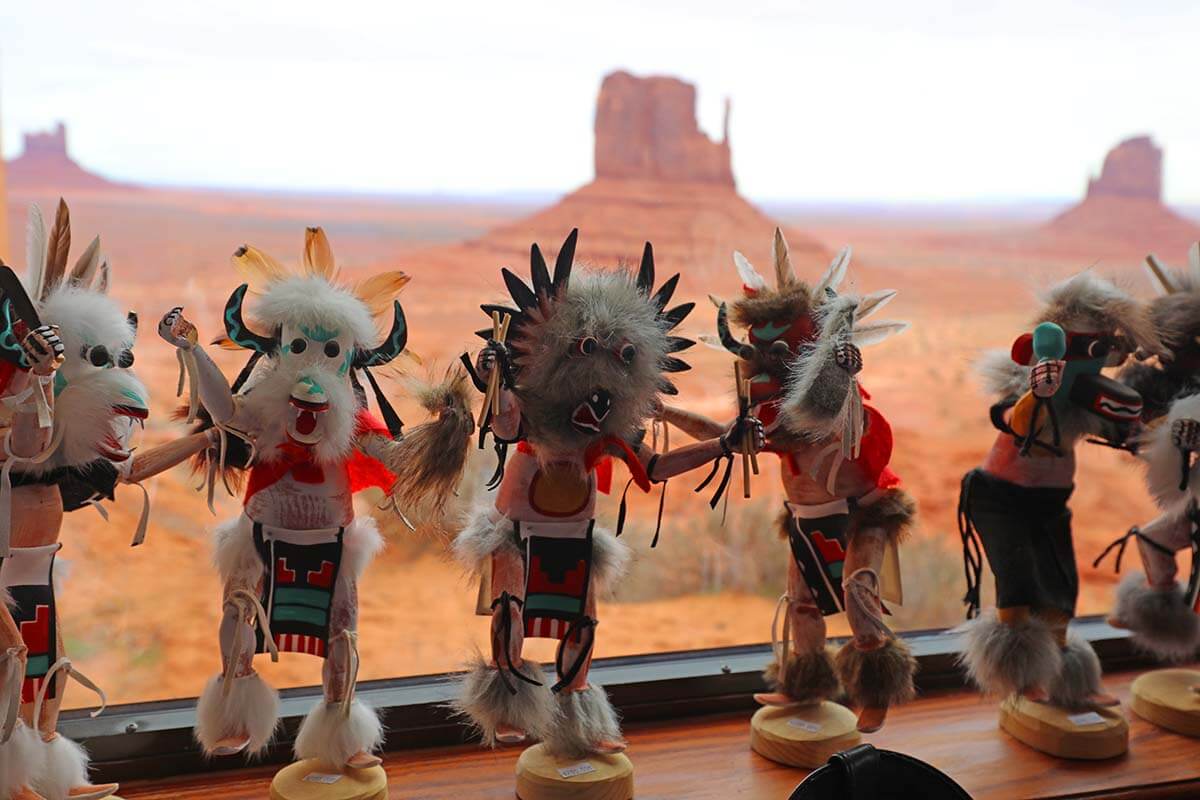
[[289, 397, 330, 440], [571, 389, 612, 434]]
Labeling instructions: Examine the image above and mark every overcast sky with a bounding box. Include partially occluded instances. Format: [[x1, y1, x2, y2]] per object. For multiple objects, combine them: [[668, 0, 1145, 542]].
[[1, 1, 1197, 204]]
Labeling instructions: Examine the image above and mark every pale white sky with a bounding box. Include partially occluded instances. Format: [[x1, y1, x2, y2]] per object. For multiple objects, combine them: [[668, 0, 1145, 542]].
[[2, 0, 1198, 204]]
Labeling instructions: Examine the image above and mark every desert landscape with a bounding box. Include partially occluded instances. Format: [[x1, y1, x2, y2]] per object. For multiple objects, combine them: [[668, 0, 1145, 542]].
[[2, 71, 1196, 709]]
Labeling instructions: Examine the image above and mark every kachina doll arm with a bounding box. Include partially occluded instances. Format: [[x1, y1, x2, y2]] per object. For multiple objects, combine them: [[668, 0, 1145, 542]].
[[3, 324, 64, 459], [642, 414, 766, 481], [658, 403, 727, 441], [158, 306, 238, 426], [122, 429, 218, 485]]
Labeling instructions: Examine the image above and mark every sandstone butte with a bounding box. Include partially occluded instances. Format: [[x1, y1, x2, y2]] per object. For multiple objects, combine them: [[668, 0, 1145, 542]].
[[6, 122, 127, 192]]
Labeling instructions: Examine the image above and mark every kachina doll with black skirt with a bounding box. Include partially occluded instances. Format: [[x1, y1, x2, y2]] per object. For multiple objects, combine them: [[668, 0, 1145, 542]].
[[957, 270, 1163, 759], [156, 228, 474, 796], [661, 231, 916, 766], [1100, 243, 1200, 736], [0, 201, 216, 800], [451, 230, 762, 794]]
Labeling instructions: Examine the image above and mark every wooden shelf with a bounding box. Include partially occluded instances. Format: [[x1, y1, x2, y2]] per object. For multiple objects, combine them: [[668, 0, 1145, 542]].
[[118, 670, 1200, 800]]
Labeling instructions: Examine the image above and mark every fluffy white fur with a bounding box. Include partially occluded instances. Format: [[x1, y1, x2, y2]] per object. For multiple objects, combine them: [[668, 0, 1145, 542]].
[[956, 611, 1062, 697], [0, 722, 43, 798], [194, 672, 280, 757], [1048, 633, 1104, 710], [239, 362, 358, 465], [1113, 573, 1200, 662], [293, 699, 383, 768], [977, 348, 1029, 399], [543, 684, 622, 759], [453, 503, 519, 574], [39, 286, 136, 380], [449, 655, 557, 748], [30, 367, 148, 473], [31, 733, 90, 800], [1142, 393, 1200, 508], [590, 525, 630, 594], [341, 516, 384, 581], [250, 277, 378, 348]]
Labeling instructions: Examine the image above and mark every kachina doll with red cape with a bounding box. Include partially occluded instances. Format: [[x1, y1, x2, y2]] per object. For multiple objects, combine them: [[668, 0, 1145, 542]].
[[957, 270, 1162, 758], [0, 201, 216, 800], [157, 228, 474, 773], [452, 229, 763, 761], [662, 230, 916, 741]]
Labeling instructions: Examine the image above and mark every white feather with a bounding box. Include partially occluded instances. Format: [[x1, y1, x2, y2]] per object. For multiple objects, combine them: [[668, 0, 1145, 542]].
[[25, 205, 47, 298], [732, 251, 768, 292], [698, 333, 735, 353], [814, 246, 852, 297], [856, 288, 897, 321], [851, 320, 909, 347]]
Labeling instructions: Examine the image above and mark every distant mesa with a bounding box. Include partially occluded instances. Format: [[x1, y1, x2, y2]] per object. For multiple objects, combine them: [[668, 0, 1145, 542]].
[[1046, 135, 1198, 252], [6, 122, 131, 192]]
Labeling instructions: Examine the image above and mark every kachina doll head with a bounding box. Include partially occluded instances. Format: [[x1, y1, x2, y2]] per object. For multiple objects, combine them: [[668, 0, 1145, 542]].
[[217, 227, 410, 464], [1142, 391, 1200, 509], [0, 199, 148, 470], [1142, 244, 1200, 378], [478, 229, 695, 461]]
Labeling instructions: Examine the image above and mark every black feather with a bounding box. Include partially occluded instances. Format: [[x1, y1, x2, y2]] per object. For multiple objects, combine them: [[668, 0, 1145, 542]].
[[475, 328, 493, 340], [502, 268, 539, 311], [658, 379, 679, 396], [660, 302, 695, 330], [553, 228, 578, 292], [637, 242, 655, 294], [530, 244, 551, 297], [666, 336, 695, 353], [480, 303, 522, 320], [650, 273, 678, 311], [662, 357, 691, 373]]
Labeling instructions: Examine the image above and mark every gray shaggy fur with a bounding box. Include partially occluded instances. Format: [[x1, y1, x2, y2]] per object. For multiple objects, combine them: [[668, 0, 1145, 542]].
[[1047, 633, 1104, 710], [448, 655, 556, 748], [1113, 573, 1200, 662], [977, 349, 1029, 400], [836, 637, 917, 708], [764, 646, 841, 703], [1035, 271, 1163, 359], [782, 296, 858, 441], [453, 504, 519, 574], [956, 610, 1061, 697], [542, 684, 622, 759], [590, 525, 631, 593], [852, 488, 917, 543], [1141, 394, 1200, 507]]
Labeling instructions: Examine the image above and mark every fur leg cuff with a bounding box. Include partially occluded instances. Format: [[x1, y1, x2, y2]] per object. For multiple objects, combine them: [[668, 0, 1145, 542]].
[[448, 656, 556, 747], [543, 684, 622, 760], [31, 733, 89, 800], [1048, 634, 1103, 711], [294, 699, 383, 769], [956, 610, 1061, 697], [836, 637, 917, 708], [764, 646, 840, 703], [0, 722, 43, 797], [194, 672, 280, 757], [1113, 573, 1200, 662]]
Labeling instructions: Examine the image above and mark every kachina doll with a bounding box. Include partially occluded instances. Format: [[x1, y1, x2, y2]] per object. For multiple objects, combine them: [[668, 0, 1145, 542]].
[[957, 270, 1162, 759], [661, 231, 915, 763], [0, 201, 215, 800], [157, 228, 474, 783], [451, 230, 762, 778]]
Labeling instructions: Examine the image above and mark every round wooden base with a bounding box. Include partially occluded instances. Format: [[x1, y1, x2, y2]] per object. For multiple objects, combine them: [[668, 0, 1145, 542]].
[[998, 696, 1128, 760], [1131, 668, 1200, 737], [749, 701, 862, 768], [269, 759, 388, 800], [515, 742, 633, 800]]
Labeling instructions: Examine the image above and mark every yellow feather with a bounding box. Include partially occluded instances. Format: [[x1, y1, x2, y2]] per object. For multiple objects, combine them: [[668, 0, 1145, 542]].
[[210, 335, 244, 351], [355, 270, 411, 318], [231, 244, 288, 291], [303, 227, 336, 280]]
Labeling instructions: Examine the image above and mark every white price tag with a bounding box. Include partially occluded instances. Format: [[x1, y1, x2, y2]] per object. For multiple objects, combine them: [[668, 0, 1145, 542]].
[[558, 762, 597, 778], [1067, 712, 1105, 726], [788, 718, 823, 733], [303, 773, 344, 784]]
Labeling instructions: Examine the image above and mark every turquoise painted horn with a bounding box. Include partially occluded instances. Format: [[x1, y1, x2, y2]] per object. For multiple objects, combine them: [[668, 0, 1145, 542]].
[[354, 301, 408, 368], [222, 284, 277, 354]]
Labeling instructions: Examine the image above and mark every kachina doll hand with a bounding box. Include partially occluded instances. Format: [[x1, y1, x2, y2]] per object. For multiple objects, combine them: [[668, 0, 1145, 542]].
[[721, 413, 765, 455], [1030, 359, 1065, 399], [20, 324, 65, 376], [834, 341, 863, 375], [475, 339, 513, 387], [1171, 417, 1200, 453], [159, 306, 199, 350]]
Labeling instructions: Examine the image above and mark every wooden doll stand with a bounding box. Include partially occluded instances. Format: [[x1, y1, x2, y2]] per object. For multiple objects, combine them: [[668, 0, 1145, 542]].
[[749, 701, 862, 768], [998, 696, 1128, 760], [270, 760, 388, 800], [515, 743, 633, 800], [1130, 668, 1200, 737]]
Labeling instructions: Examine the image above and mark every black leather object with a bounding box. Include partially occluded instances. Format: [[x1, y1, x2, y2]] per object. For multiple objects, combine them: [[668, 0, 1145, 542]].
[[789, 744, 972, 800]]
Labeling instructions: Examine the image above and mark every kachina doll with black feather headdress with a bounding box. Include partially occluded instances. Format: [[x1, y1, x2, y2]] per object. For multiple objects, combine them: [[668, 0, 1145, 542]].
[[957, 270, 1163, 759], [156, 228, 475, 788], [660, 230, 915, 760], [451, 229, 762, 778]]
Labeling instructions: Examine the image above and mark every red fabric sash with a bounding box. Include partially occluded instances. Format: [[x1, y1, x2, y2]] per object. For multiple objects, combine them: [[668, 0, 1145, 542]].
[[516, 437, 651, 495]]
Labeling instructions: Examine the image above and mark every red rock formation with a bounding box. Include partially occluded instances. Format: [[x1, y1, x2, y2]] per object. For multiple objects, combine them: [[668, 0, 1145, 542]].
[[594, 71, 734, 187], [6, 122, 125, 191], [1086, 136, 1161, 201]]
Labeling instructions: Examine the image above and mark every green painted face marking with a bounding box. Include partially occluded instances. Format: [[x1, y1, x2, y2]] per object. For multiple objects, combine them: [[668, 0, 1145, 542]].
[[53, 372, 68, 397], [300, 324, 340, 343], [751, 321, 789, 341], [338, 350, 353, 376], [297, 375, 325, 396], [120, 388, 146, 408]]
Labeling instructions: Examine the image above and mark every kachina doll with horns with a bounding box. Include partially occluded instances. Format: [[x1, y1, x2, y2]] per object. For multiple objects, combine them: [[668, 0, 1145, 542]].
[[1099, 243, 1200, 736], [156, 228, 474, 792], [452, 229, 762, 792], [660, 230, 915, 765], [0, 201, 216, 800], [957, 270, 1162, 759]]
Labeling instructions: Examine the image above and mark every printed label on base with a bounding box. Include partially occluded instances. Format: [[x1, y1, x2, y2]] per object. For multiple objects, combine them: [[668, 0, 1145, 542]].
[[303, 773, 344, 784], [1067, 711, 1106, 726], [788, 718, 823, 733], [558, 762, 597, 778]]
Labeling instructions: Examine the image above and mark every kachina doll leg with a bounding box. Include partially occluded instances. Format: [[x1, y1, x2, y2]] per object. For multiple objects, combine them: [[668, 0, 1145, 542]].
[[1109, 511, 1200, 661], [836, 523, 916, 733], [1032, 606, 1114, 708], [0, 612, 42, 800], [294, 518, 384, 770], [195, 518, 279, 758], [453, 512, 554, 747], [758, 556, 839, 706]]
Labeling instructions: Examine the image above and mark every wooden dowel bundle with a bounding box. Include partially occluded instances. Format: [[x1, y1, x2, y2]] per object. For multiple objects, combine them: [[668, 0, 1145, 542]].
[[478, 311, 512, 427]]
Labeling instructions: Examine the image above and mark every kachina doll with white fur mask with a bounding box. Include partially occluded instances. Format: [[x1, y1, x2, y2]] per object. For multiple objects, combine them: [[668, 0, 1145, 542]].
[[957, 270, 1162, 759], [157, 228, 474, 789], [661, 231, 916, 765], [452, 230, 762, 790], [0, 200, 215, 800]]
